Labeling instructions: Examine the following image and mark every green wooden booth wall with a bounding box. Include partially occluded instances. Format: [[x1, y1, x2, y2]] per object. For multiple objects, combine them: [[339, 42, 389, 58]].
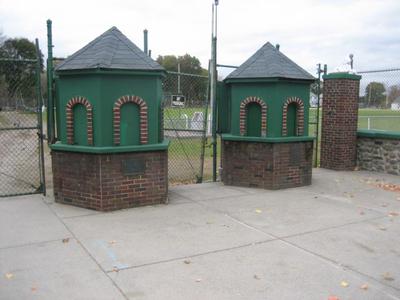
[[55, 70, 164, 147], [218, 79, 312, 138]]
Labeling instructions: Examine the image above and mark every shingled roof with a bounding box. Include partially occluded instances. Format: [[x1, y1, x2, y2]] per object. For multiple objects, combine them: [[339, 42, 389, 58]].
[[56, 27, 164, 72], [226, 42, 314, 81]]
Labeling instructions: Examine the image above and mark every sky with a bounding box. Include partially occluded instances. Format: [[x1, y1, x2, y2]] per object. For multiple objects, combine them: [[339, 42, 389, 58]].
[[1, 0, 400, 78]]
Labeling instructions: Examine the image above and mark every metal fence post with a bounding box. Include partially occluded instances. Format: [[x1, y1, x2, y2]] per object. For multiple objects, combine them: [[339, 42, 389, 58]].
[[35, 39, 46, 196], [47, 19, 54, 144]]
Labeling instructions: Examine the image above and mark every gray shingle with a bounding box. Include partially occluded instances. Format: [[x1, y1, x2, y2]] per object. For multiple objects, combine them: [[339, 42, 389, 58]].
[[226, 42, 315, 81], [56, 27, 164, 72]]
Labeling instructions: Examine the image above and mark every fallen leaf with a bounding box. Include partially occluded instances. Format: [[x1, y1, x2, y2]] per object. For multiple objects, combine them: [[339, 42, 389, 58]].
[[112, 267, 119, 273], [328, 296, 340, 300], [360, 283, 368, 290], [388, 212, 399, 217], [253, 274, 261, 280], [31, 287, 37, 292], [383, 272, 395, 281], [62, 238, 70, 244], [340, 280, 349, 287], [379, 226, 387, 231], [183, 260, 191, 264], [109, 240, 117, 245], [255, 209, 262, 214], [5, 273, 13, 280]]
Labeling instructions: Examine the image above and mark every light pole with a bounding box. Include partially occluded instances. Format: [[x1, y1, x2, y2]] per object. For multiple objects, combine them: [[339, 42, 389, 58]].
[[210, 0, 218, 182]]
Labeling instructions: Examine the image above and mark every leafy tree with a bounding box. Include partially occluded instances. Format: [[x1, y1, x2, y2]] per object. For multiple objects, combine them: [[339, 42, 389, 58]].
[[157, 54, 208, 106], [0, 38, 43, 108], [0, 31, 6, 45], [365, 82, 386, 108], [157, 53, 206, 75], [157, 55, 178, 72], [387, 85, 400, 106]]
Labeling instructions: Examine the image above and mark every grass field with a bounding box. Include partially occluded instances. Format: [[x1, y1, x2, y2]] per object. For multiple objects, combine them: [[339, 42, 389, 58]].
[[309, 108, 400, 133], [166, 107, 400, 181], [167, 107, 400, 133]]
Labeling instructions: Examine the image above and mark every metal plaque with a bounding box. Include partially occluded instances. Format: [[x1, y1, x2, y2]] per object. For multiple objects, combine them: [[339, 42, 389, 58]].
[[122, 159, 146, 176]]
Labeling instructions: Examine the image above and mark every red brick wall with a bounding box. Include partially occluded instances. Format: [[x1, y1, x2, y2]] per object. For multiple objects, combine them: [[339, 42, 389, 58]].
[[320, 78, 360, 170], [52, 150, 168, 211], [222, 140, 313, 189]]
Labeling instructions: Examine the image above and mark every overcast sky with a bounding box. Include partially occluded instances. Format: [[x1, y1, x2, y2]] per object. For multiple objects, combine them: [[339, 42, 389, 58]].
[[1, 0, 399, 77]]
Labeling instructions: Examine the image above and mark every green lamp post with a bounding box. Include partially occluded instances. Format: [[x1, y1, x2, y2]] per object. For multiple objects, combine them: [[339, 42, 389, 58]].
[[51, 27, 169, 211], [219, 42, 315, 189]]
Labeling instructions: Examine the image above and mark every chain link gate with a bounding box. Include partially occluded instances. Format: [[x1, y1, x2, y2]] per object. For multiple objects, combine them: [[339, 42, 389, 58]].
[[162, 71, 210, 184], [0, 43, 46, 197]]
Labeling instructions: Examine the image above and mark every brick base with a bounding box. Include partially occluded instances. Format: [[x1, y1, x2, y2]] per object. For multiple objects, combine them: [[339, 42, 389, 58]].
[[52, 150, 168, 211], [221, 140, 313, 189]]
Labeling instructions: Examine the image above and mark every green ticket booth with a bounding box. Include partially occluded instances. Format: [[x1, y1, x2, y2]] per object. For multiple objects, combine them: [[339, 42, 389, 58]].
[[219, 42, 315, 189], [51, 27, 169, 211]]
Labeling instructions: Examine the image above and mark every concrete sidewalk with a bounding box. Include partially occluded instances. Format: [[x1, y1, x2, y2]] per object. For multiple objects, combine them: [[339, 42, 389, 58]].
[[1, 168, 400, 300]]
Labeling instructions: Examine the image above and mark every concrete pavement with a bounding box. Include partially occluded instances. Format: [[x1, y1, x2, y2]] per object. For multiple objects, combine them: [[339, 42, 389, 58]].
[[1, 168, 400, 299]]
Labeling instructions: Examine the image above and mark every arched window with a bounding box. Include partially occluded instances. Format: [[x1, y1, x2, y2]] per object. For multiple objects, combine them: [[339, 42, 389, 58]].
[[120, 102, 140, 145], [239, 97, 267, 137], [246, 102, 262, 137], [113, 95, 148, 145], [66, 97, 93, 145], [282, 97, 304, 136]]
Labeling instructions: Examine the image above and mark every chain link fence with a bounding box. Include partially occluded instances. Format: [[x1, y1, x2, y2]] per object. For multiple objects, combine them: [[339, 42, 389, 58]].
[[162, 71, 213, 184], [0, 58, 45, 196], [358, 68, 400, 132]]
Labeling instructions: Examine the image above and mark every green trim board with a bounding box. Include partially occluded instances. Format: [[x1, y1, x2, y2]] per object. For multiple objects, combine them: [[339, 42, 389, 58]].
[[323, 73, 362, 80], [221, 134, 315, 143], [56, 68, 166, 77], [357, 129, 400, 140], [50, 140, 170, 154], [224, 77, 314, 84]]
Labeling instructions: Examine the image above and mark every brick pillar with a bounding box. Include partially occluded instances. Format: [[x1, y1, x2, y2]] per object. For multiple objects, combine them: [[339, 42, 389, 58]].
[[320, 73, 361, 170]]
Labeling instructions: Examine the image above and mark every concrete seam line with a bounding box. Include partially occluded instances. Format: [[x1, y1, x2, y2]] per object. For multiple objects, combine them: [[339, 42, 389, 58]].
[[40, 195, 130, 300], [104, 239, 276, 273], [0, 238, 73, 251]]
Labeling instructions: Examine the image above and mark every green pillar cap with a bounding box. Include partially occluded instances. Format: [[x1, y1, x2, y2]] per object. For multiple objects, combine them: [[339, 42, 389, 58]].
[[323, 72, 361, 80]]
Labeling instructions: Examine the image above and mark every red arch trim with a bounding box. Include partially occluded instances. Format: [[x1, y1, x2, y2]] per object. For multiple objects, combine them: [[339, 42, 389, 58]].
[[239, 96, 267, 136], [113, 95, 148, 145], [66, 97, 93, 145], [282, 97, 304, 136]]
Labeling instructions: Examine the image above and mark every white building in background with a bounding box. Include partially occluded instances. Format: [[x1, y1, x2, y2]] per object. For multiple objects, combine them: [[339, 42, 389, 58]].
[[391, 97, 400, 111]]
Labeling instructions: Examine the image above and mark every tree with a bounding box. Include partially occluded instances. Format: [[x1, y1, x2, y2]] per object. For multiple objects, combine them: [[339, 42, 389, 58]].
[[157, 53, 207, 75], [387, 85, 400, 106], [157, 54, 208, 106], [0, 31, 6, 46], [365, 82, 386, 108], [0, 38, 43, 108]]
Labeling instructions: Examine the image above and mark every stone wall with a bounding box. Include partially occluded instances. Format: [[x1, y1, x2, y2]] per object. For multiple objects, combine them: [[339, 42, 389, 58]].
[[357, 133, 400, 175], [52, 150, 168, 211], [222, 140, 313, 189]]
